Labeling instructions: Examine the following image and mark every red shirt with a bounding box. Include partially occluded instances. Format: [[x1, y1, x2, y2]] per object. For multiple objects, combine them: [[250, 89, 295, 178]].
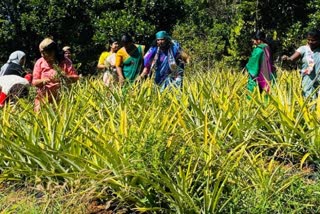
[[32, 57, 78, 98]]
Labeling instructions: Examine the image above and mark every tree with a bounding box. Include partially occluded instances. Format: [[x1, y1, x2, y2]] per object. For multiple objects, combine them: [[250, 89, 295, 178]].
[[0, 0, 97, 73], [0, 0, 316, 72]]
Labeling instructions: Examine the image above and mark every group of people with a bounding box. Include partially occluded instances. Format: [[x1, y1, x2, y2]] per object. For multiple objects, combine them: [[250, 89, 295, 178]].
[[1, 29, 319, 111], [246, 29, 320, 103], [0, 38, 79, 111], [97, 31, 190, 91], [0, 30, 190, 111]]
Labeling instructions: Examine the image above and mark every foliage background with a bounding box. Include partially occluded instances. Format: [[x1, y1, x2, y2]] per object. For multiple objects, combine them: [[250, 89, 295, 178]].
[[0, 0, 318, 73], [1, 1, 320, 212]]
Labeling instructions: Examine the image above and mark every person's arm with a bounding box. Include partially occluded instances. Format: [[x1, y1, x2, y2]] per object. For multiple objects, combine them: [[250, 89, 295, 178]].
[[116, 66, 124, 85], [32, 79, 49, 87], [97, 64, 106, 70], [246, 47, 264, 78], [138, 47, 156, 79], [180, 50, 190, 64], [137, 67, 149, 81], [281, 51, 301, 62], [32, 60, 50, 87], [61, 58, 79, 83], [97, 52, 107, 70], [115, 51, 125, 85]]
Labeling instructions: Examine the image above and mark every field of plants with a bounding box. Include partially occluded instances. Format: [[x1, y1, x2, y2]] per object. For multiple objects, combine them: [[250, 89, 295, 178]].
[[1, 64, 320, 213]]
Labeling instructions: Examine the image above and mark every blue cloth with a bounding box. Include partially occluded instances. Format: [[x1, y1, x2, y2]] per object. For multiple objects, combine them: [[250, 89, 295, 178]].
[[297, 45, 320, 98], [156, 31, 170, 40], [144, 41, 184, 90]]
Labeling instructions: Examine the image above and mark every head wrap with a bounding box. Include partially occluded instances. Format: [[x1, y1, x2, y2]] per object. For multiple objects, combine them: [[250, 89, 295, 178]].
[[0, 50, 26, 76], [63, 46, 71, 52], [156, 31, 171, 40], [7, 51, 26, 64]]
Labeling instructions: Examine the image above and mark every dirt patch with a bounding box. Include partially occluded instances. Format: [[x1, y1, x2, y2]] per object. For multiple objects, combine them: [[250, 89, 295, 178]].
[[86, 198, 136, 214]]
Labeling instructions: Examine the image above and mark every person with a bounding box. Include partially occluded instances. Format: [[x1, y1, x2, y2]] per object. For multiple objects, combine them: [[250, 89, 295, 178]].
[[0, 50, 27, 77], [62, 46, 72, 62], [32, 38, 79, 112], [282, 30, 320, 99], [115, 33, 145, 85], [0, 74, 32, 107], [97, 38, 119, 86], [139, 30, 190, 91], [245, 31, 276, 94]]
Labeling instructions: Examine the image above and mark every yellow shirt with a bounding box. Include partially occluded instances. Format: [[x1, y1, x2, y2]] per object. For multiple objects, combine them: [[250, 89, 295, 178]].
[[98, 51, 111, 66], [115, 44, 145, 67]]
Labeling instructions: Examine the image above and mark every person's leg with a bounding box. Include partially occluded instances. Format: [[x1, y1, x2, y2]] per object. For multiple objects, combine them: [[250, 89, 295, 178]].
[[34, 96, 42, 112], [103, 72, 110, 86]]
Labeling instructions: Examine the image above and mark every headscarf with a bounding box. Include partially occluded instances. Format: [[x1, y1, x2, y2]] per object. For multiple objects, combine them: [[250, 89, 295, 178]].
[[63, 46, 71, 52], [156, 31, 171, 40], [0, 50, 26, 76]]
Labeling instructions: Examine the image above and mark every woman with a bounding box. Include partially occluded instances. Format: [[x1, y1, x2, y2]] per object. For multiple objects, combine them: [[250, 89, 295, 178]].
[[115, 33, 145, 85], [282, 30, 320, 99], [0, 50, 27, 77], [63, 46, 72, 62], [246, 31, 276, 94], [32, 38, 79, 111], [0, 74, 32, 107], [139, 31, 189, 91], [97, 38, 119, 86]]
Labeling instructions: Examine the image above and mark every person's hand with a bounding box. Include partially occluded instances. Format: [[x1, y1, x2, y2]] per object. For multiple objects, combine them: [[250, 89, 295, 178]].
[[64, 74, 79, 83], [50, 74, 61, 83], [136, 75, 146, 83], [42, 78, 50, 85], [135, 75, 142, 83], [303, 69, 311, 75], [185, 56, 191, 64], [118, 76, 125, 86], [105, 63, 113, 70], [136, 72, 147, 83], [281, 55, 289, 61]]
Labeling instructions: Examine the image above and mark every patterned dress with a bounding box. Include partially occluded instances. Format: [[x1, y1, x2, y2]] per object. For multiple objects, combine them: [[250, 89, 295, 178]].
[[144, 41, 185, 91], [296, 45, 320, 98]]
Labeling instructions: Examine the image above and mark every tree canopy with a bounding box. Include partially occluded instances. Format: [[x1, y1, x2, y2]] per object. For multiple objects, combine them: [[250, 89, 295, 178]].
[[0, 0, 317, 73]]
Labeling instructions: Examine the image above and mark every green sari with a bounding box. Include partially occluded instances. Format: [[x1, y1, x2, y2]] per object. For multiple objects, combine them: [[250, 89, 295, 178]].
[[246, 43, 276, 93], [122, 45, 143, 82]]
